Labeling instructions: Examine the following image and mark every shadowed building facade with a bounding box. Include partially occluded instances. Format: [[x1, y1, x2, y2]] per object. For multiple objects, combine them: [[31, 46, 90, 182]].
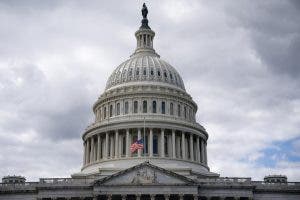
[[1, 4, 300, 200]]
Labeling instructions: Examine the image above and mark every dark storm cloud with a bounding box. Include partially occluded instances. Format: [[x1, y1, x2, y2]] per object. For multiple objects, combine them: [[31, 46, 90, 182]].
[[223, 0, 300, 78]]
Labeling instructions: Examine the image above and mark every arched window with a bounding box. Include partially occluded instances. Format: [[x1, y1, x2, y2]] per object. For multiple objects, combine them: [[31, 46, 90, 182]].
[[170, 103, 174, 115], [110, 105, 113, 117], [143, 100, 147, 113], [125, 101, 129, 114], [116, 103, 120, 115], [134, 101, 138, 113], [136, 68, 139, 75], [178, 104, 181, 117], [143, 68, 147, 75], [150, 68, 154, 76], [152, 101, 157, 113], [161, 101, 165, 114], [164, 135, 168, 156], [157, 70, 161, 77], [104, 106, 107, 119], [184, 106, 187, 119]]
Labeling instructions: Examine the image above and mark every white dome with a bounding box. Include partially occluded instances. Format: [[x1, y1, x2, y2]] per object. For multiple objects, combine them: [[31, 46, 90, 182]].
[[105, 53, 185, 91]]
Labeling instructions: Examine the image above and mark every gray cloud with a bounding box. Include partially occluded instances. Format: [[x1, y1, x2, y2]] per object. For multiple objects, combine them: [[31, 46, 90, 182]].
[[0, 0, 299, 181]]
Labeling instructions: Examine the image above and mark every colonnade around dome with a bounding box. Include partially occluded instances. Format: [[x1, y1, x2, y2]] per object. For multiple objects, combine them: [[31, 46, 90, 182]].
[[82, 128, 207, 168]]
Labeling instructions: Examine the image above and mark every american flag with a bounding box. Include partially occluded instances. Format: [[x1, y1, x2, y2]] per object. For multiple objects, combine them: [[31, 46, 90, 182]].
[[130, 139, 144, 153]]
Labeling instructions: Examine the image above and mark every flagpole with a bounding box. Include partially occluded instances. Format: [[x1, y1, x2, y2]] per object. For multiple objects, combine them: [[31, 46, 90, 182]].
[[143, 116, 145, 157]]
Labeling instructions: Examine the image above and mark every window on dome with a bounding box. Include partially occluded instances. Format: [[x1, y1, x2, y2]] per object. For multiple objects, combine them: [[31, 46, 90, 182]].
[[164, 135, 168, 156], [143, 100, 147, 113], [129, 68, 132, 76], [110, 105, 113, 117], [143, 68, 146, 75], [152, 101, 157, 113], [161, 101, 165, 114], [157, 70, 161, 76], [134, 101, 138, 113], [178, 104, 181, 117], [187, 135, 190, 159], [184, 106, 187, 119], [116, 103, 120, 115], [153, 134, 158, 155], [164, 71, 167, 78], [143, 135, 148, 155], [170, 103, 174, 115], [136, 68, 139, 75], [125, 101, 129, 114], [104, 106, 107, 119], [170, 73, 173, 79], [150, 68, 154, 76]]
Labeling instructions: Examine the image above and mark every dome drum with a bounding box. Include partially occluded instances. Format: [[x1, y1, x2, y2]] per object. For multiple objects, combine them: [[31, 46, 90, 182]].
[[81, 127, 209, 174]]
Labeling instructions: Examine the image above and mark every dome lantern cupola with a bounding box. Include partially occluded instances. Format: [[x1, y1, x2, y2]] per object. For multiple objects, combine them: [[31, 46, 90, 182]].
[[132, 3, 159, 57]]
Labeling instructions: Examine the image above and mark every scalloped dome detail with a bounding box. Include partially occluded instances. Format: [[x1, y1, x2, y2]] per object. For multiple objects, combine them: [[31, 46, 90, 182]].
[[105, 54, 185, 91]]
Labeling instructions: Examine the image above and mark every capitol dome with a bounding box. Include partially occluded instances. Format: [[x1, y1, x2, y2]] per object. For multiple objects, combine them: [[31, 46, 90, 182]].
[[78, 5, 217, 179], [105, 55, 186, 91]]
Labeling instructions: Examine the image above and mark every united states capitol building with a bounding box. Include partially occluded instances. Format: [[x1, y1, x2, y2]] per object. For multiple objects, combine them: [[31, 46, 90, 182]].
[[1, 4, 300, 200]]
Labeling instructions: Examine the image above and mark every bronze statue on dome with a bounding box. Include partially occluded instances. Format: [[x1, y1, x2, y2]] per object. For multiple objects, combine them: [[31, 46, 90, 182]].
[[142, 3, 148, 19]]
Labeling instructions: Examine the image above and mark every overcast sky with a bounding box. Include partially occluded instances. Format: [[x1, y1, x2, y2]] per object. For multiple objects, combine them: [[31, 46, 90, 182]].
[[0, 0, 300, 181]]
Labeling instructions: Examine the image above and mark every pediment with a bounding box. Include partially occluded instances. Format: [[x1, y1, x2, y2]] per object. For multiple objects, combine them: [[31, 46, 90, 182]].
[[95, 162, 196, 186]]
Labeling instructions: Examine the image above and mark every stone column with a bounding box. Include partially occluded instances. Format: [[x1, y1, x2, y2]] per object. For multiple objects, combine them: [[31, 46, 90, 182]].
[[190, 134, 194, 161], [86, 138, 90, 164], [115, 130, 119, 159], [150, 195, 155, 200], [97, 134, 101, 161], [83, 141, 86, 165], [164, 195, 170, 200], [110, 134, 114, 158], [196, 136, 200, 162], [172, 130, 176, 158], [105, 132, 109, 159], [126, 129, 130, 157], [161, 129, 165, 157], [193, 195, 198, 200], [181, 132, 186, 159], [149, 128, 153, 157], [204, 141, 208, 165], [122, 195, 127, 200], [201, 139, 205, 163], [107, 195, 112, 200], [90, 137, 94, 162], [138, 128, 141, 157], [179, 194, 184, 200], [136, 194, 141, 200]]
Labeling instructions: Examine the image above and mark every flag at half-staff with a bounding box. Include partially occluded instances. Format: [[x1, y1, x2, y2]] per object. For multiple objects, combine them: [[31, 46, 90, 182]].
[[130, 139, 144, 153]]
